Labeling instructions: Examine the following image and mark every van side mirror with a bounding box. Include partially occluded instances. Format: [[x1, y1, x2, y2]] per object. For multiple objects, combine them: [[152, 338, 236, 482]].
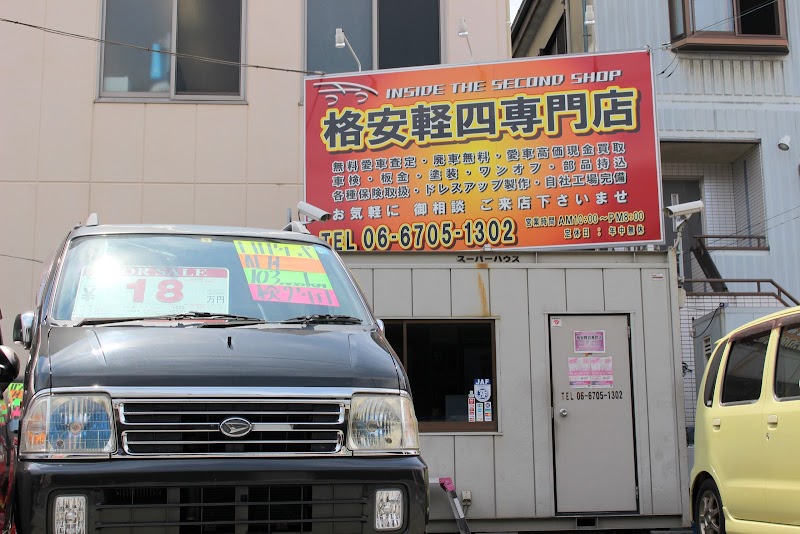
[[13, 312, 34, 350], [0, 346, 20, 393]]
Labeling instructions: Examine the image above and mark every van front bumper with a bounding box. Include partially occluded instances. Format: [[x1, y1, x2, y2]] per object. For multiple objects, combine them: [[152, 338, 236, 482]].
[[14, 456, 429, 533]]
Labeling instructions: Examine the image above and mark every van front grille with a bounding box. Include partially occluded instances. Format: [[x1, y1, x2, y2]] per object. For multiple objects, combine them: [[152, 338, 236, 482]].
[[117, 400, 346, 457]]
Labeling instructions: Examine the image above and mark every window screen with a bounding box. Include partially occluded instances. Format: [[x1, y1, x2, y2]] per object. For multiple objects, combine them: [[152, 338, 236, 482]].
[[102, 0, 173, 94], [377, 0, 440, 69], [306, 0, 440, 73], [775, 324, 800, 399], [101, 0, 242, 98], [175, 0, 241, 95], [306, 0, 373, 75], [384, 320, 496, 432], [721, 331, 770, 404]]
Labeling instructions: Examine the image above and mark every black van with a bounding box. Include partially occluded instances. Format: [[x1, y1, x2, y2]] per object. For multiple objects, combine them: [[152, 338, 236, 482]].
[[1, 219, 428, 533]]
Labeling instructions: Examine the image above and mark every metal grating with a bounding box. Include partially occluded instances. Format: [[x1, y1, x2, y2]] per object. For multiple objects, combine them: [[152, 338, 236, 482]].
[[95, 484, 367, 533]]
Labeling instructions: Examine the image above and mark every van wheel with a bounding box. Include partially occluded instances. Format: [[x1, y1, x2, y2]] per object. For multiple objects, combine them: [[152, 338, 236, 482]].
[[695, 479, 724, 534]]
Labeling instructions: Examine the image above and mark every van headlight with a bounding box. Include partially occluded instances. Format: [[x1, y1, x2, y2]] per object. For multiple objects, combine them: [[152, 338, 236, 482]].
[[348, 395, 419, 451], [20, 394, 116, 457]]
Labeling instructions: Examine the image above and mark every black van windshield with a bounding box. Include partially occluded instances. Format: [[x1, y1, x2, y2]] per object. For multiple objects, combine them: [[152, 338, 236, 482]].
[[51, 234, 370, 324]]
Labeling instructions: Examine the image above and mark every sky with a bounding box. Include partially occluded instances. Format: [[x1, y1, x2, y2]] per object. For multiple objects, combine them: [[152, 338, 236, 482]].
[[509, 0, 524, 22]]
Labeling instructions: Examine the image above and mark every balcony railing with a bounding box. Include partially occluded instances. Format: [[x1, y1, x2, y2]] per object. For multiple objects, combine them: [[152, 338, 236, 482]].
[[695, 235, 768, 251], [685, 278, 799, 307]]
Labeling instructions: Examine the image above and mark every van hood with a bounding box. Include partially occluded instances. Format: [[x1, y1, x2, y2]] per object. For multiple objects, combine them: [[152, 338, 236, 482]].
[[43, 326, 402, 390]]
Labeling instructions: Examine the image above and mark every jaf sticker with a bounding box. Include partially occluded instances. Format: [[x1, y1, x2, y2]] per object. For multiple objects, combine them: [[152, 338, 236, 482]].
[[72, 266, 230, 319], [234, 241, 340, 307], [474, 378, 492, 402]]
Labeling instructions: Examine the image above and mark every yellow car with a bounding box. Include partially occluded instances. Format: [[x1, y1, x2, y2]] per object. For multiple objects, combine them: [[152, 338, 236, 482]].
[[691, 306, 800, 533]]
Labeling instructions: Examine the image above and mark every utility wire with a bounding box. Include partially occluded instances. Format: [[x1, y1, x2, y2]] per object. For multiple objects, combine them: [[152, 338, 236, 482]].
[[696, 204, 800, 249], [0, 253, 43, 264], [0, 17, 325, 76], [693, 0, 777, 34], [692, 305, 720, 338]]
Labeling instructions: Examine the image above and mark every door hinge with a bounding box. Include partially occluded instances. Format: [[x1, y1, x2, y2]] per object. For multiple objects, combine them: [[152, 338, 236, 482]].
[[627, 325, 631, 339], [635, 486, 639, 500]]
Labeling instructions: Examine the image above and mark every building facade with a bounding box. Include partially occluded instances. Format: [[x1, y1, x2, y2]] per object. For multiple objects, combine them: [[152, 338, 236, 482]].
[[0, 0, 511, 339], [514, 0, 800, 432], [0, 1, 693, 531]]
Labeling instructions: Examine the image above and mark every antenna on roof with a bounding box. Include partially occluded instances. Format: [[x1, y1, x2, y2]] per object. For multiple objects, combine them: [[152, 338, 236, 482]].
[[85, 213, 99, 227]]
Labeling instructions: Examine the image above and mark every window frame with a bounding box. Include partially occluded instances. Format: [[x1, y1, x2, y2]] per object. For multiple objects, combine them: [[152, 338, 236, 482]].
[[719, 328, 772, 406], [774, 320, 800, 401], [702, 340, 725, 407], [383, 318, 498, 434], [98, 0, 247, 102], [668, 0, 788, 53], [304, 0, 443, 74]]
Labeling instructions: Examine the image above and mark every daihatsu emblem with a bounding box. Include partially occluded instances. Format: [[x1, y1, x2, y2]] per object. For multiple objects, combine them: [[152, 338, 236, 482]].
[[219, 417, 252, 438]]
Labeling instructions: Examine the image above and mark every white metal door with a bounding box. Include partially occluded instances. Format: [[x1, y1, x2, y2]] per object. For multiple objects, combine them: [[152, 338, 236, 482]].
[[549, 314, 638, 513]]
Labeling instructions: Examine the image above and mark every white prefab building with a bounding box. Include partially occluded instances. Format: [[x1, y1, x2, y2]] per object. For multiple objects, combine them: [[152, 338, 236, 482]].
[[345, 250, 690, 532]]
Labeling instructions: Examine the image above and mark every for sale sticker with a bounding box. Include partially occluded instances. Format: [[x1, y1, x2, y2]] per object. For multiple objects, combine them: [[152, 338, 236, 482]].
[[72, 266, 230, 319]]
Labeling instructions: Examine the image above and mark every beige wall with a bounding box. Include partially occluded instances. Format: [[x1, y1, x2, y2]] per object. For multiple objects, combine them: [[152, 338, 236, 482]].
[[0, 0, 510, 343]]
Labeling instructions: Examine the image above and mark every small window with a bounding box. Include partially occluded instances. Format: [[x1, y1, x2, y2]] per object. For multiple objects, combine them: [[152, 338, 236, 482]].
[[306, 0, 440, 75], [721, 331, 770, 404], [384, 320, 496, 432], [702, 341, 724, 407], [775, 323, 800, 400], [101, 0, 243, 99], [668, 0, 788, 52]]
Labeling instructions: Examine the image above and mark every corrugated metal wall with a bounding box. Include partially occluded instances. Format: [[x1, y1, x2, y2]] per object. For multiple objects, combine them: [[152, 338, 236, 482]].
[[344, 251, 688, 530]]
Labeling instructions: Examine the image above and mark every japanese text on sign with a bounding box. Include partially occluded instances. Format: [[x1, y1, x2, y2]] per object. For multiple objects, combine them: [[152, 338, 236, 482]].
[[304, 51, 663, 251], [320, 87, 639, 152]]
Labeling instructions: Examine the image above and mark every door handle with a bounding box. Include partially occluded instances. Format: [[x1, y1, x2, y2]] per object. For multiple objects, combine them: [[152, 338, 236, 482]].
[[767, 414, 778, 428], [712, 418, 721, 430], [559, 409, 568, 417]]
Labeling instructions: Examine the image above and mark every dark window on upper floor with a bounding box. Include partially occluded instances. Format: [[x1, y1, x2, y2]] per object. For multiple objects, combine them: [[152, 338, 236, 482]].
[[668, 0, 788, 53], [721, 331, 770, 404], [306, 0, 440, 75], [101, 0, 243, 99]]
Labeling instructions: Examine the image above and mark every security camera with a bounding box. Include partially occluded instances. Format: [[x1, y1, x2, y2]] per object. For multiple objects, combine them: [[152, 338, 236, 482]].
[[663, 200, 703, 218], [297, 201, 331, 222]]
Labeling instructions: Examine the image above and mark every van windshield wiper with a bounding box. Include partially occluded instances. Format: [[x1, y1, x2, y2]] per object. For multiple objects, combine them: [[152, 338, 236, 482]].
[[279, 314, 363, 325], [75, 312, 266, 327]]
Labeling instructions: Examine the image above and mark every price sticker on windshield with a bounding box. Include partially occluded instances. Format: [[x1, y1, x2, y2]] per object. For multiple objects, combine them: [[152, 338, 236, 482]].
[[71, 266, 230, 319], [234, 240, 340, 307]]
